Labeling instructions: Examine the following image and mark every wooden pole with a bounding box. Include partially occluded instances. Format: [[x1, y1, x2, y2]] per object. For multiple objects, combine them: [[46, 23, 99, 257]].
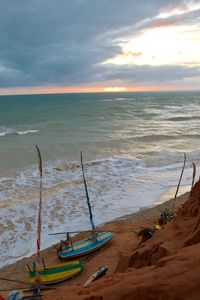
[[171, 153, 186, 213], [191, 162, 196, 191], [80, 152, 96, 233], [35, 145, 43, 283]]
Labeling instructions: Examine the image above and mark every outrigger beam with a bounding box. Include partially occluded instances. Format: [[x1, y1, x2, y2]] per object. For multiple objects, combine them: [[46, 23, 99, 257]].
[[49, 230, 113, 236]]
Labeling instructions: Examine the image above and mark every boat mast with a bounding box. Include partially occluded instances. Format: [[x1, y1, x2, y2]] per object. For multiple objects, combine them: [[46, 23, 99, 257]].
[[35, 145, 43, 283], [80, 152, 96, 233]]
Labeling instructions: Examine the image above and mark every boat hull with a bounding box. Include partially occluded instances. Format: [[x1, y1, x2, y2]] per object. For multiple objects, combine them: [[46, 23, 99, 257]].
[[29, 259, 83, 285], [59, 231, 113, 259], [83, 266, 108, 287]]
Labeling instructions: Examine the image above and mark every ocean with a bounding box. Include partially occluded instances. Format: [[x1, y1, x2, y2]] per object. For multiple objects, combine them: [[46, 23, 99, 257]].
[[0, 90, 200, 268]]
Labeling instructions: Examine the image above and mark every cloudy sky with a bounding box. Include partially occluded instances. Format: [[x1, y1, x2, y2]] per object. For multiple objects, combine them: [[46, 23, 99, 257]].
[[0, 0, 200, 95]]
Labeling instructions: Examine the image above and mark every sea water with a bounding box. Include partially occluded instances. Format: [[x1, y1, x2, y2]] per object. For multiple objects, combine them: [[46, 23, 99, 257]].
[[0, 91, 200, 267]]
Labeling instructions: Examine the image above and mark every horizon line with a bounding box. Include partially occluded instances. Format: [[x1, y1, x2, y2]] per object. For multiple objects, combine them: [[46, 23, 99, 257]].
[[0, 86, 200, 96]]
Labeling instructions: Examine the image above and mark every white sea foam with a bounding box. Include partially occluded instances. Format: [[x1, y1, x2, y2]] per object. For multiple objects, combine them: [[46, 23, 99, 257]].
[[17, 130, 39, 135], [0, 153, 198, 268], [0, 127, 39, 137], [0, 127, 14, 137]]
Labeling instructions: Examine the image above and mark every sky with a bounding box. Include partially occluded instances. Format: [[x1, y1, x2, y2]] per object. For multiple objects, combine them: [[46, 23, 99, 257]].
[[0, 0, 200, 95]]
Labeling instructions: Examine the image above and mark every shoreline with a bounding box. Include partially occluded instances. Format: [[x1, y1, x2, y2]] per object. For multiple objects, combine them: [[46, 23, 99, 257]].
[[0, 190, 189, 296], [0, 184, 187, 269]]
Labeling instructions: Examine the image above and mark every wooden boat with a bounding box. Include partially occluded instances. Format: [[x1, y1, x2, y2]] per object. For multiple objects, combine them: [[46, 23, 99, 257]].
[[59, 231, 113, 259], [29, 146, 83, 285], [83, 266, 108, 287], [29, 260, 83, 285], [57, 152, 113, 259]]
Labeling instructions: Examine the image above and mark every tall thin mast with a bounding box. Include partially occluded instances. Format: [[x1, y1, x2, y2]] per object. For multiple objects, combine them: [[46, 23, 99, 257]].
[[171, 153, 186, 213], [35, 145, 43, 283], [80, 152, 96, 233], [191, 162, 196, 191]]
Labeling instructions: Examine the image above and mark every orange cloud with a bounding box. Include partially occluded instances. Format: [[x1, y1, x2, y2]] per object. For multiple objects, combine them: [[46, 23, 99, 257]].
[[150, 19, 181, 29], [126, 51, 143, 58], [152, 3, 200, 29]]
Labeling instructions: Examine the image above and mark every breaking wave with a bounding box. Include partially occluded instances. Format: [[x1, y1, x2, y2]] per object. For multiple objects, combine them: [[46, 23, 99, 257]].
[[0, 127, 39, 137]]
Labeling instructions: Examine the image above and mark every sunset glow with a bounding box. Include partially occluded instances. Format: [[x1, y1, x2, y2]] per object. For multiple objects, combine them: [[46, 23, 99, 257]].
[[0, 84, 199, 96], [0, 1, 200, 95], [103, 87, 127, 92], [103, 25, 200, 66]]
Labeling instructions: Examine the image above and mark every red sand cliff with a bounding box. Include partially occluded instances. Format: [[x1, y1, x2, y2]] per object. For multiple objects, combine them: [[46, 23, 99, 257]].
[[78, 180, 200, 300]]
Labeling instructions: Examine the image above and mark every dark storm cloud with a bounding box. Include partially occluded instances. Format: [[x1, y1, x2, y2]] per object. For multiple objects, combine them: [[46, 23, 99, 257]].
[[97, 64, 200, 84], [0, 0, 199, 89]]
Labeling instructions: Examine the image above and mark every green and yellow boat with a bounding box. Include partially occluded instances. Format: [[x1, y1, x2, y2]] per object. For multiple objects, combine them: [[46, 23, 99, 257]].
[[29, 146, 83, 285], [29, 260, 83, 285]]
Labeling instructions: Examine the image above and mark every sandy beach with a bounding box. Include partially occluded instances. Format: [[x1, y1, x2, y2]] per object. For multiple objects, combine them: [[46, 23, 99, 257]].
[[1, 0, 200, 298], [1, 187, 196, 299]]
